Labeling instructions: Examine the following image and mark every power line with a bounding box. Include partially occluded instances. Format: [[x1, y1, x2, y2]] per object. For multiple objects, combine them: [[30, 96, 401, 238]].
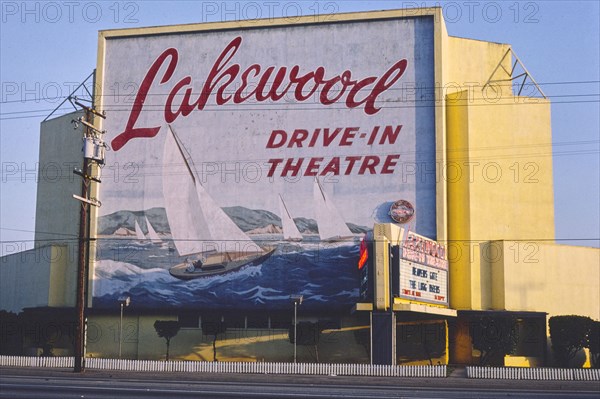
[[2, 98, 600, 121], [1, 79, 598, 105], [3, 93, 600, 117], [1, 134, 598, 183], [0, 227, 78, 238], [1, 148, 598, 183]]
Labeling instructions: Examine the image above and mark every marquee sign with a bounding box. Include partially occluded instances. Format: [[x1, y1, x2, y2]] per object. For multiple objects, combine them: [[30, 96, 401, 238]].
[[399, 232, 448, 305]]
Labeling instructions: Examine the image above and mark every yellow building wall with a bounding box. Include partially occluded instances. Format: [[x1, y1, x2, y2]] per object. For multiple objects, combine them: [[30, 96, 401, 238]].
[[443, 35, 598, 368], [490, 241, 599, 319], [446, 37, 512, 90], [447, 90, 554, 311], [443, 37, 514, 310], [487, 241, 599, 368], [446, 92, 472, 309]]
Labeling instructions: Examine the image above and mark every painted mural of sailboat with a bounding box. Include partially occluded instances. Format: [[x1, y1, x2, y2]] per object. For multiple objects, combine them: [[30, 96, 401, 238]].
[[313, 177, 354, 242], [145, 216, 162, 243], [163, 125, 275, 280], [133, 217, 162, 244], [278, 194, 303, 241], [134, 220, 145, 241]]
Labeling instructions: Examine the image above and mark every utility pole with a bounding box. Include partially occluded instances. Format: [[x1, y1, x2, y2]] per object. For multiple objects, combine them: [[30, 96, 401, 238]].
[[72, 92, 106, 373]]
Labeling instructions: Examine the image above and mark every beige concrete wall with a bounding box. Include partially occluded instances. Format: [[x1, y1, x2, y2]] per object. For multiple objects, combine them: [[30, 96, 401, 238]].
[[47, 245, 70, 306], [35, 111, 84, 307], [0, 111, 96, 312], [35, 111, 84, 245], [0, 246, 53, 312]]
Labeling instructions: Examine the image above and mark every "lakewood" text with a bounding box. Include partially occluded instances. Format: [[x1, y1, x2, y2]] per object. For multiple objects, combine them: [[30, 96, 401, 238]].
[[111, 36, 409, 151]]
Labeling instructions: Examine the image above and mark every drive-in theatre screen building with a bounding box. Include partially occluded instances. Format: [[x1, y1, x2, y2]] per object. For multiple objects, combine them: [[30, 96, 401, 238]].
[[3, 7, 597, 366], [93, 15, 437, 311]]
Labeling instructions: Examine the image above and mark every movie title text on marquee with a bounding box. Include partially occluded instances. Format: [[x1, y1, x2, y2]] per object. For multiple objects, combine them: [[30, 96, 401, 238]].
[[399, 259, 448, 305], [401, 231, 447, 270], [399, 232, 448, 305]]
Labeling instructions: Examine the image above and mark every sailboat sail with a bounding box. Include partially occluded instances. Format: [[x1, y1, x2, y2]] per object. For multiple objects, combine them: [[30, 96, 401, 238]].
[[313, 178, 353, 241], [145, 216, 161, 243], [134, 220, 145, 240], [278, 194, 302, 241], [162, 125, 255, 257]]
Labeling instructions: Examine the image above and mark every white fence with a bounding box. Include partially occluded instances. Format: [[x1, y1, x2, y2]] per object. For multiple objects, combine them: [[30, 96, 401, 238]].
[[0, 356, 74, 369], [5, 357, 600, 380], [467, 366, 600, 381], [0, 356, 446, 377]]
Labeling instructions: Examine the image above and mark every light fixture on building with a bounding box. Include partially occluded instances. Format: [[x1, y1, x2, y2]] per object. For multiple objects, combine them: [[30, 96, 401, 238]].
[[118, 296, 131, 359], [290, 295, 303, 363]]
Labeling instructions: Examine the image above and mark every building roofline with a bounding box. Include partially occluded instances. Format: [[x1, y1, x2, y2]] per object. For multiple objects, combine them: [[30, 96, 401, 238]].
[[448, 34, 509, 47], [99, 7, 443, 39]]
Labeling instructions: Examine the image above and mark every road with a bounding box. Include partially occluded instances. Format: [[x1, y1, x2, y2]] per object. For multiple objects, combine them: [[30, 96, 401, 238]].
[[1, 369, 598, 398]]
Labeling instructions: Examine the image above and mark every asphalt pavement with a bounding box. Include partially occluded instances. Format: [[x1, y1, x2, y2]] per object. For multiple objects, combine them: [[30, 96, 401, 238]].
[[1, 365, 599, 394]]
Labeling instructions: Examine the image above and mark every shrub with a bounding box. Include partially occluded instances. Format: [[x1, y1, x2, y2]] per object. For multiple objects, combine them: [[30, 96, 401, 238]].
[[549, 315, 592, 368], [153, 320, 181, 361], [471, 315, 519, 366], [0, 311, 21, 355]]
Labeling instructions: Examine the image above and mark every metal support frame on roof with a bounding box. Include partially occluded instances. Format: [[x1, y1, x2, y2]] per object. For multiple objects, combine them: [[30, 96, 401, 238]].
[[482, 48, 547, 99], [43, 70, 95, 122]]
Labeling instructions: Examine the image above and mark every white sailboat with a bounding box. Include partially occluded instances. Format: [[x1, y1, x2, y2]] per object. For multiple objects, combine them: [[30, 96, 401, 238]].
[[162, 125, 274, 280], [134, 220, 146, 241], [278, 194, 303, 241], [313, 177, 353, 241], [145, 216, 162, 243]]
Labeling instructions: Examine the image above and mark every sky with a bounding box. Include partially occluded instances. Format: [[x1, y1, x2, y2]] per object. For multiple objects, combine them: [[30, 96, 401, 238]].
[[1, 0, 599, 255]]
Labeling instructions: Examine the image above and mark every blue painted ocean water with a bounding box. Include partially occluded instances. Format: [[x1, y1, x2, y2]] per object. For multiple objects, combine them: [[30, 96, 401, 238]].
[[93, 237, 361, 312]]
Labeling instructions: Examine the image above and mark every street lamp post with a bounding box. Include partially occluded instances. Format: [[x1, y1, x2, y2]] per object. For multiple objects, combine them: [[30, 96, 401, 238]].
[[118, 296, 130, 359], [290, 295, 303, 363]]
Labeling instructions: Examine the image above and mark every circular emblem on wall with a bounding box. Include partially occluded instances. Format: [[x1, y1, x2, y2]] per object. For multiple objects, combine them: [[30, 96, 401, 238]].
[[389, 200, 415, 224]]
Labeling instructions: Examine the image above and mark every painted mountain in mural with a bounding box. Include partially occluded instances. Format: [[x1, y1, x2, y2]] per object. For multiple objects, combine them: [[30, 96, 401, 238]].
[[97, 207, 369, 236], [97, 207, 169, 236]]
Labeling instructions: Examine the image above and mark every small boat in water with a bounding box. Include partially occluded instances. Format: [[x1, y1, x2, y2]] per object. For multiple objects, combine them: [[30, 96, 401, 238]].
[[134, 220, 146, 241], [145, 216, 162, 244], [169, 248, 276, 280], [133, 217, 162, 243]]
